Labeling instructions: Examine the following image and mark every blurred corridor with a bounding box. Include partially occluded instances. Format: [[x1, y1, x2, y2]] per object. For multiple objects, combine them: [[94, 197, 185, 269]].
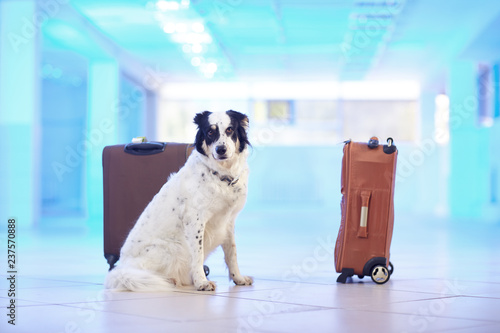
[[1, 1, 500, 332]]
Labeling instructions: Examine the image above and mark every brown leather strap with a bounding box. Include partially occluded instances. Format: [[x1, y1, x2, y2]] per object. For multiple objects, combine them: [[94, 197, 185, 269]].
[[357, 191, 371, 238]]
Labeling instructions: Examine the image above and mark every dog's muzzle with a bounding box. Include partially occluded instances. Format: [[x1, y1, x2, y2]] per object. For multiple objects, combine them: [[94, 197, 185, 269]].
[[214, 145, 227, 160]]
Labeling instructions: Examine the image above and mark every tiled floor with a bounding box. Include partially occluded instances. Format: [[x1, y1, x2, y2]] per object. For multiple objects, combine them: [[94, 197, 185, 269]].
[[1, 212, 500, 333]]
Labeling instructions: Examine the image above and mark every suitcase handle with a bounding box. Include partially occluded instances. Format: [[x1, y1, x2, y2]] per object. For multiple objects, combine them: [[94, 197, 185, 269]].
[[124, 142, 166, 155], [357, 191, 371, 238]]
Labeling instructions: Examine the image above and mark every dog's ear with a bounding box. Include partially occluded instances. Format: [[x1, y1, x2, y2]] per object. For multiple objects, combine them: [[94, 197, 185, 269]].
[[226, 110, 250, 152], [193, 111, 211, 156], [193, 111, 212, 127], [226, 110, 249, 131], [194, 130, 206, 156]]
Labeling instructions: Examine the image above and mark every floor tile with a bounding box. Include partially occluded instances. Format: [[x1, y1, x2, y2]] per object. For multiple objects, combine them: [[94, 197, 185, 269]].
[[389, 278, 500, 297], [374, 296, 500, 323], [0, 303, 189, 333], [0, 275, 97, 290], [0, 297, 48, 307], [10, 284, 192, 305], [215, 281, 446, 310], [69, 293, 323, 323], [198, 276, 300, 295], [434, 323, 500, 333], [210, 307, 493, 333]]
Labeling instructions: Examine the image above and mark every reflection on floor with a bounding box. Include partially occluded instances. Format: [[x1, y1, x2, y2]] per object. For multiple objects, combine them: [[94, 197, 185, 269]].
[[1, 212, 499, 333]]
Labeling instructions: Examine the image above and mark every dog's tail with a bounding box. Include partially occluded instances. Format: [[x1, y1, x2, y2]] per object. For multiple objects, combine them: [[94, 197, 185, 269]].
[[104, 266, 175, 292]]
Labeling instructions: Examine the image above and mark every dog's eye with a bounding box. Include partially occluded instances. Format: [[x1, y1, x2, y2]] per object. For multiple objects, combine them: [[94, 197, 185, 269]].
[[207, 130, 214, 136], [226, 127, 233, 134]]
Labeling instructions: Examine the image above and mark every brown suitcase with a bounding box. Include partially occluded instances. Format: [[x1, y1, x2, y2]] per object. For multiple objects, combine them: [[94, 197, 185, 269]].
[[334, 137, 397, 284], [102, 141, 195, 270]]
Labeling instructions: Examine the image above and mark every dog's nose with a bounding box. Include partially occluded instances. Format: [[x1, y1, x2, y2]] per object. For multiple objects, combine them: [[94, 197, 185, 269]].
[[215, 145, 227, 155]]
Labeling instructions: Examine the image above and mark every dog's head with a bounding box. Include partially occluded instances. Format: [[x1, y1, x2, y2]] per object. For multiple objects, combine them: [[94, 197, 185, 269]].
[[193, 110, 250, 161]]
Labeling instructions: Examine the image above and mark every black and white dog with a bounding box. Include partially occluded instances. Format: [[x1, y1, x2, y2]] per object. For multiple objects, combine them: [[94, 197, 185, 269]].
[[105, 110, 253, 291]]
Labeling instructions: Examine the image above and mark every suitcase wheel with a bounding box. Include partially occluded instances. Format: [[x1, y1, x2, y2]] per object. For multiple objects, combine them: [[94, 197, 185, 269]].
[[358, 275, 364, 279], [388, 262, 394, 276], [371, 265, 390, 284], [204, 265, 210, 277]]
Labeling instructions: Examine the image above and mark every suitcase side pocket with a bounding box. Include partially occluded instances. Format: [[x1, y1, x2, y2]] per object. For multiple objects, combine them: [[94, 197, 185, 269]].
[[357, 190, 371, 238]]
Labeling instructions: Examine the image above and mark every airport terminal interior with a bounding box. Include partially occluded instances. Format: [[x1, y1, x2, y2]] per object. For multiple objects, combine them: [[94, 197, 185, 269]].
[[1, 0, 500, 332]]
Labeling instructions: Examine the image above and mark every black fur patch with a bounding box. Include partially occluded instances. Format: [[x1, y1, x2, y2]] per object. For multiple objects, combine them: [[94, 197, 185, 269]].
[[193, 111, 213, 156], [226, 110, 251, 152]]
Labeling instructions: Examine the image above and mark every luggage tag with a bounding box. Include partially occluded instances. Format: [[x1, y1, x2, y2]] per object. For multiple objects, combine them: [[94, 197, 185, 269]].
[[131, 136, 147, 143]]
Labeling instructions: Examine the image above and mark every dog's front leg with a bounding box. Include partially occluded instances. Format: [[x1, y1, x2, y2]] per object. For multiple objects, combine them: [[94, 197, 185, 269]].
[[184, 216, 216, 291], [222, 231, 253, 286]]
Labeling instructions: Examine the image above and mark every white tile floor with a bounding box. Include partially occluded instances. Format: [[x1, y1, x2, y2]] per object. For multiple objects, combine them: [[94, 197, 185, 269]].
[[1, 212, 500, 333]]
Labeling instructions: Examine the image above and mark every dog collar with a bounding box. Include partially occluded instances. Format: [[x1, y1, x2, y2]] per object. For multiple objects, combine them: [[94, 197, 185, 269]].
[[212, 170, 239, 186]]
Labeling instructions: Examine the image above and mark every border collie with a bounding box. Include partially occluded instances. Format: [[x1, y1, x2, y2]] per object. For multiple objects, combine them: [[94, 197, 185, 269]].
[[105, 110, 253, 291]]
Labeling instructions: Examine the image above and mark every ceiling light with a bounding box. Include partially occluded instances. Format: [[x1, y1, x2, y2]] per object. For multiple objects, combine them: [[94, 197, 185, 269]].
[[192, 22, 205, 33], [192, 43, 203, 53], [202, 33, 212, 43], [151, 0, 230, 79], [199, 62, 218, 78], [191, 57, 202, 66], [171, 32, 212, 45], [162, 23, 175, 33], [205, 62, 218, 73], [156, 1, 179, 11], [175, 23, 187, 33], [187, 32, 212, 44]]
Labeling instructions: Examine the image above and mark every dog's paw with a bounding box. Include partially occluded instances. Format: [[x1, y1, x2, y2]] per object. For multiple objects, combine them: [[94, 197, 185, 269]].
[[197, 280, 217, 291], [233, 275, 253, 286]]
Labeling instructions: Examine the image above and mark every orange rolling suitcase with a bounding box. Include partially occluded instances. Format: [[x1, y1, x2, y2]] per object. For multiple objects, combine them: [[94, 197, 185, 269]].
[[335, 137, 397, 284]]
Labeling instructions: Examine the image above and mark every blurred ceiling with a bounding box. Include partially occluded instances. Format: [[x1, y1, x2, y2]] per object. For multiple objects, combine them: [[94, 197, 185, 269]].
[[41, 0, 500, 84]]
